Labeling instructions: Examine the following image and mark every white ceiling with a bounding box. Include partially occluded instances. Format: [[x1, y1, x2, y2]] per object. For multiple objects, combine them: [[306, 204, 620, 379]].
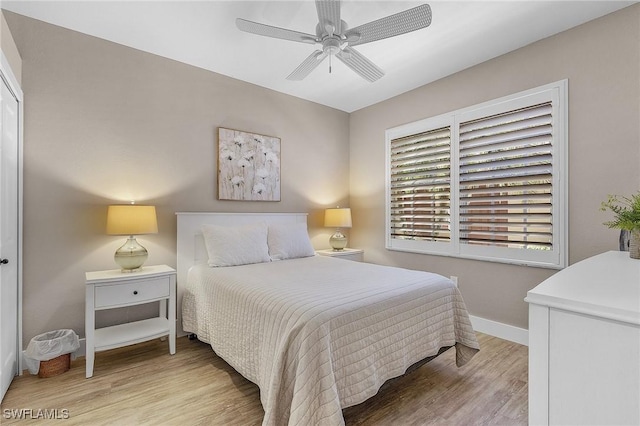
[[2, 1, 636, 112]]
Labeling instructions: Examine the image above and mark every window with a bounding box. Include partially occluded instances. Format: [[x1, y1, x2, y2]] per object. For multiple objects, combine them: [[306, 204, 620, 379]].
[[386, 81, 567, 268]]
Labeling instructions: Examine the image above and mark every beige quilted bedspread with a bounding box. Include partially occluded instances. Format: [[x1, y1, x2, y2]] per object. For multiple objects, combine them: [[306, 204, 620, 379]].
[[182, 255, 479, 425]]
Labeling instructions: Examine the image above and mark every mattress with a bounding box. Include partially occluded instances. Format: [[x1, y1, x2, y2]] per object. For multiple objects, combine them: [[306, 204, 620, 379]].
[[182, 255, 479, 426]]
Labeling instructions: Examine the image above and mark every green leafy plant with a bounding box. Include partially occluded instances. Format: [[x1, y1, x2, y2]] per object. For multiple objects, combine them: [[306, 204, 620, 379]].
[[600, 192, 640, 231]]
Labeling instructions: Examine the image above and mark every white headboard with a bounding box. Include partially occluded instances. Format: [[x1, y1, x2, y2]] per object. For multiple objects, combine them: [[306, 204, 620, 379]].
[[175, 212, 308, 334]]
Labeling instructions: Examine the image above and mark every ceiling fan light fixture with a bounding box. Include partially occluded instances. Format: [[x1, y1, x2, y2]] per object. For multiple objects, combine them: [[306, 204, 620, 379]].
[[323, 37, 341, 55]]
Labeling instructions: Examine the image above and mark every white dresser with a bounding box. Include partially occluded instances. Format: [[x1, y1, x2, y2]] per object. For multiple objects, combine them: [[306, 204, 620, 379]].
[[526, 251, 640, 425]]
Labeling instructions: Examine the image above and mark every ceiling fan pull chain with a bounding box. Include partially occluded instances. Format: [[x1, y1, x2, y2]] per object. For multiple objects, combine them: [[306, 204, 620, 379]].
[[329, 54, 332, 74]]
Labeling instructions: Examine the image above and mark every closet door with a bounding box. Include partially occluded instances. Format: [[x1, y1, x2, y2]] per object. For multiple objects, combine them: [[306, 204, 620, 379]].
[[0, 75, 19, 402]]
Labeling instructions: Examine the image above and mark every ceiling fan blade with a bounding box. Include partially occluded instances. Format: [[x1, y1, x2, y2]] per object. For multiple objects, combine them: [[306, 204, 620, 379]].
[[344, 4, 432, 47], [315, 0, 341, 36], [236, 18, 318, 44], [336, 46, 384, 82], [287, 50, 329, 80]]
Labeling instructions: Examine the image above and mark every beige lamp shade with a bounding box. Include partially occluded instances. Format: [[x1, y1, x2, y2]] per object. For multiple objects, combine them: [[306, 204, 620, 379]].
[[106, 205, 158, 236], [324, 208, 352, 228]]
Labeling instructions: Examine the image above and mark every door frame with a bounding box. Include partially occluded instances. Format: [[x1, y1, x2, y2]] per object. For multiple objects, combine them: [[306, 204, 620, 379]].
[[0, 49, 23, 376]]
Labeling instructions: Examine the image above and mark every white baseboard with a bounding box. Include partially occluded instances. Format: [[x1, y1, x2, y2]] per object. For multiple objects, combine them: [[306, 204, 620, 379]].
[[77, 338, 86, 358], [469, 315, 529, 346]]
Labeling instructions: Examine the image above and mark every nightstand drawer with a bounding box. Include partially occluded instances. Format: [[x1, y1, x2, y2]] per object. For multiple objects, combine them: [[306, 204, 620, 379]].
[[94, 276, 170, 309]]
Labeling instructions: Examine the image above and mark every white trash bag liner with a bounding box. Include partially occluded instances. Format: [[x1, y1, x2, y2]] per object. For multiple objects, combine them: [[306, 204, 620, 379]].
[[24, 329, 80, 375]]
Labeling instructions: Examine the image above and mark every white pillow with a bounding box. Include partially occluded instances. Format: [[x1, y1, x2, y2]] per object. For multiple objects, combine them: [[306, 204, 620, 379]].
[[268, 222, 315, 261], [201, 222, 270, 267]]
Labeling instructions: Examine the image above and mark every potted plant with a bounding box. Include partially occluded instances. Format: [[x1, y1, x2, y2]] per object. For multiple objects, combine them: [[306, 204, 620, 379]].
[[601, 192, 640, 259]]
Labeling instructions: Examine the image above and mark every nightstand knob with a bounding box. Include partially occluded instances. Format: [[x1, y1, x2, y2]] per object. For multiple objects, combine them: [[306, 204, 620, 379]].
[[133, 290, 138, 295]]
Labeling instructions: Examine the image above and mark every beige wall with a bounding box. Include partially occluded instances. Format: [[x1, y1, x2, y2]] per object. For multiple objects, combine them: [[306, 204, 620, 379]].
[[0, 11, 21, 85], [350, 5, 640, 329], [5, 12, 350, 344]]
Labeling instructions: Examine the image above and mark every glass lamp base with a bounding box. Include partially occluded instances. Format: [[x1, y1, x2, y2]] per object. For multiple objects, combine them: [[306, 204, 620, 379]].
[[329, 230, 347, 251], [114, 236, 148, 272]]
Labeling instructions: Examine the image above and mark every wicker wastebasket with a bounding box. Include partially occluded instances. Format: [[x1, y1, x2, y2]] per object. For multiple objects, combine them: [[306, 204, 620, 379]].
[[24, 329, 79, 378], [38, 353, 71, 378]]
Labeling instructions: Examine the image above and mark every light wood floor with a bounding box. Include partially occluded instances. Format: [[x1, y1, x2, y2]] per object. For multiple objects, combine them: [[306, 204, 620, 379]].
[[1, 333, 527, 425]]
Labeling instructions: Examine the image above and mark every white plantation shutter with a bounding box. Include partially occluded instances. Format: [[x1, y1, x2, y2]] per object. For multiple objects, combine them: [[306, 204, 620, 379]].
[[386, 81, 567, 268], [389, 127, 451, 242], [458, 102, 553, 249]]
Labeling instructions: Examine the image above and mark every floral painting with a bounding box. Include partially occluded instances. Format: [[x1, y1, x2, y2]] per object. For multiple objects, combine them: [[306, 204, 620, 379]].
[[218, 127, 281, 201]]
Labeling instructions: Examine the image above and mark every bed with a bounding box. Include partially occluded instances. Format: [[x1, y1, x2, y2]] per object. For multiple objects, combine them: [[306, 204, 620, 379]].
[[176, 212, 479, 426]]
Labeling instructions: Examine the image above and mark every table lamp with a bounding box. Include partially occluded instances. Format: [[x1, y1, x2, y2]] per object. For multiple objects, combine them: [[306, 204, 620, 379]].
[[106, 204, 158, 272], [324, 207, 352, 251]]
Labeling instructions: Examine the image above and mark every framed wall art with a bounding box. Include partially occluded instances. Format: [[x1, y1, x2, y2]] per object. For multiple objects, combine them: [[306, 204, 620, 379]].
[[218, 127, 281, 201]]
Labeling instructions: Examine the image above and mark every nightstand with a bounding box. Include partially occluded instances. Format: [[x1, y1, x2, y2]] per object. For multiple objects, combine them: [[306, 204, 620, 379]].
[[316, 248, 364, 262], [85, 265, 176, 378]]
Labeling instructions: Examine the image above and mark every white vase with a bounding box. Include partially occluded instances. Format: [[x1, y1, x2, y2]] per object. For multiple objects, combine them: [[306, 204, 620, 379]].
[[630, 231, 640, 259]]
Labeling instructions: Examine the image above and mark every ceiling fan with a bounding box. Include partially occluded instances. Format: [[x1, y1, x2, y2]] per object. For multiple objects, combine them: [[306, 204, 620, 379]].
[[236, 1, 432, 83]]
